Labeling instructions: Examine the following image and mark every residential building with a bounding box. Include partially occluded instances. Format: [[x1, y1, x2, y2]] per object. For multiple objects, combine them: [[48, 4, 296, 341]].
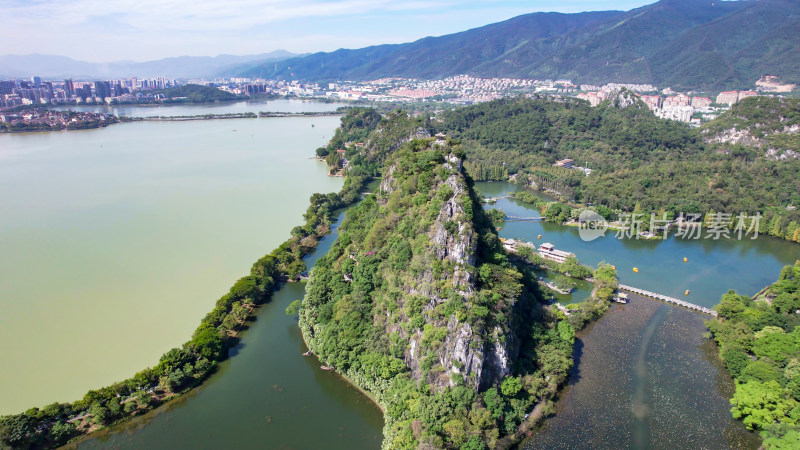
[[716, 91, 739, 105], [691, 96, 711, 108]]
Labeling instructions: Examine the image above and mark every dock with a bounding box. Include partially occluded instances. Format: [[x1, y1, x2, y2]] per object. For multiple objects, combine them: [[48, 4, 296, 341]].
[[618, 284, 718, 316]]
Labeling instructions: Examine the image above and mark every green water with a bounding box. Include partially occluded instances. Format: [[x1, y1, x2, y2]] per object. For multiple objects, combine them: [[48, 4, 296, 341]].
[[0, 102, 343, 414], [4, 125, 797, 447], [478, 182, 799, 306], [71, 213, 383, 449]]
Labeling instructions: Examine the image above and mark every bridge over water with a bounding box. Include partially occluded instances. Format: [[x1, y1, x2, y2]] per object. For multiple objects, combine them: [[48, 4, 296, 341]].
[[618, 284, 718, 316], [504, 215, 544, 222], [502, 237, 718, 317]]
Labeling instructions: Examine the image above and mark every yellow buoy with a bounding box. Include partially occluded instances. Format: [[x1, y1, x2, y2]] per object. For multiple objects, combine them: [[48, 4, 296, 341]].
[[537, 234, 542, 239], [497, 227, 502, 231], [633, 267, 639, 273], [685, 290, 690, 296], [611, 265, 616, 270], [683, 257, 688, 263]]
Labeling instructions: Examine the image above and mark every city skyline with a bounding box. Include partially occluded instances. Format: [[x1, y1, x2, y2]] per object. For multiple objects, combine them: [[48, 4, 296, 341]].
[[2, 0, 654, 63]]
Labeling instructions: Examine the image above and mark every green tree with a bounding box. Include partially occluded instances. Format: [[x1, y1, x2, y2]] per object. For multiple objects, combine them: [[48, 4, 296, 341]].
[[557, 321, 576, 345], [753, 329, 798, 367], [730, 380, 794, 430], [761, 423, 800, 449], [500, 377, 522, 397], [721, 345, 751, 378], [47, 421, 76, 444], [740, 360, 785, 385], [190, 325, 224, 361]]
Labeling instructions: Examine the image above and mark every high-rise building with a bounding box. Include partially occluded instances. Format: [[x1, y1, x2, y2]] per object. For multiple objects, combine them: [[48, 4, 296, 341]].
[[0, 80, 16, 95], [42, 82, 54, 101], [64, 79, 75, 97], [93, 81, 111, 99], [31, 76, 42, 87]]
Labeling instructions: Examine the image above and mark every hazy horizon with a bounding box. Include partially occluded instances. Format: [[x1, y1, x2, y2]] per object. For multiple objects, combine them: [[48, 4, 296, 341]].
[[2, 0, 654, 63]]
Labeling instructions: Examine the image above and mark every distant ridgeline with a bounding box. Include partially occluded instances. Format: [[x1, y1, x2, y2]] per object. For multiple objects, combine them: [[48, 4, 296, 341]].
[[299, 121, 616, 448], [708, 262, 800, 448], [434, 95, 800, 244], [0, 110, 381, 449], [240, 0, 800, 91]]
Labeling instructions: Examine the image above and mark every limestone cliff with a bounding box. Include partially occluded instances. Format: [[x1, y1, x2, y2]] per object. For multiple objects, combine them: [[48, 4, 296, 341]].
[[301, 138, 516, 394], [297, 128, 567, 450]]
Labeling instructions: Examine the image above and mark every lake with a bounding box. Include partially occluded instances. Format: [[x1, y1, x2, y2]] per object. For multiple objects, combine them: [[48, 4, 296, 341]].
[[5, 115, 798, 448], [477, 182, 799, 307], [53, 98, 341, 117], [71, 211, 383, 449], [522, 295, 761, 450], [0, 100, 343, 414]]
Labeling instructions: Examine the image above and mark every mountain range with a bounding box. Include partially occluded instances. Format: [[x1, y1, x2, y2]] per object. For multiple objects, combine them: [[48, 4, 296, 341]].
[[241, 0, 800, 91], [0, 51, 299, 80], [5, 0, 799, 91]]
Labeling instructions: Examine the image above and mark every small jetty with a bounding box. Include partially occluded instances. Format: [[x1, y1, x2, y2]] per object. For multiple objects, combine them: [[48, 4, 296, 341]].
[[618, 284, 717, 316]]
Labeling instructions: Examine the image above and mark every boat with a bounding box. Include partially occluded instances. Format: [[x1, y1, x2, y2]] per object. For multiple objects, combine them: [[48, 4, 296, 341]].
[[685, 290, 690, 295], [633, 267, 639, 273], [302, 350, 311, 356], [320, 365, 332, 371]]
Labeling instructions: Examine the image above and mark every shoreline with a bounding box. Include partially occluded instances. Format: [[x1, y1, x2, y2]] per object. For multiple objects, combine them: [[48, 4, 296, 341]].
[[302, 340, 386, 414], [1, 120, 368, 448]]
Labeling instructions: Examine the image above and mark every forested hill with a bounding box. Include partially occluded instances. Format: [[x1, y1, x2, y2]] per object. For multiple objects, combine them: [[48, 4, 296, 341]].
[[702, 96, 800, 159], [299, 127, 583, 448], [239, 0, 800, 90], [434, 95, 800, 243], [708, 262, 800, 448], [153, 84, 240, 103]]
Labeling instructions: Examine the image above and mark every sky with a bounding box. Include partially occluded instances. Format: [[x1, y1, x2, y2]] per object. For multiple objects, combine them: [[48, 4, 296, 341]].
[[1, 0, 655, 62]]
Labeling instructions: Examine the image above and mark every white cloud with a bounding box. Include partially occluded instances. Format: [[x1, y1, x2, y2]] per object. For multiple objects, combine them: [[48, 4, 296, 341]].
[[0, 0, 652, 61]]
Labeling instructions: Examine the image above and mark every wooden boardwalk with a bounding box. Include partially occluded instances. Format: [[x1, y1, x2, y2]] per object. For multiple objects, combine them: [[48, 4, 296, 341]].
[[618, 284, 718, 317]]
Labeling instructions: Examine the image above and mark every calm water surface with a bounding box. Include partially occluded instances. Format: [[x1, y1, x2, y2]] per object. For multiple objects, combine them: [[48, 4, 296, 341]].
[[53, 98, 341, 117], [3, 127, 795, 448], [522, 296, 761, 450], [72, 212, 383, 449], [478, 181, 794, 449], [0, 101, 343, 413], [477, 182, 799, 306]]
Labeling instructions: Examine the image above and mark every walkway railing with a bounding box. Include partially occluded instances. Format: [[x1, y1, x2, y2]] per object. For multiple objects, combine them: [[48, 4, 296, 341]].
[[618, 284, 718, 316]]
